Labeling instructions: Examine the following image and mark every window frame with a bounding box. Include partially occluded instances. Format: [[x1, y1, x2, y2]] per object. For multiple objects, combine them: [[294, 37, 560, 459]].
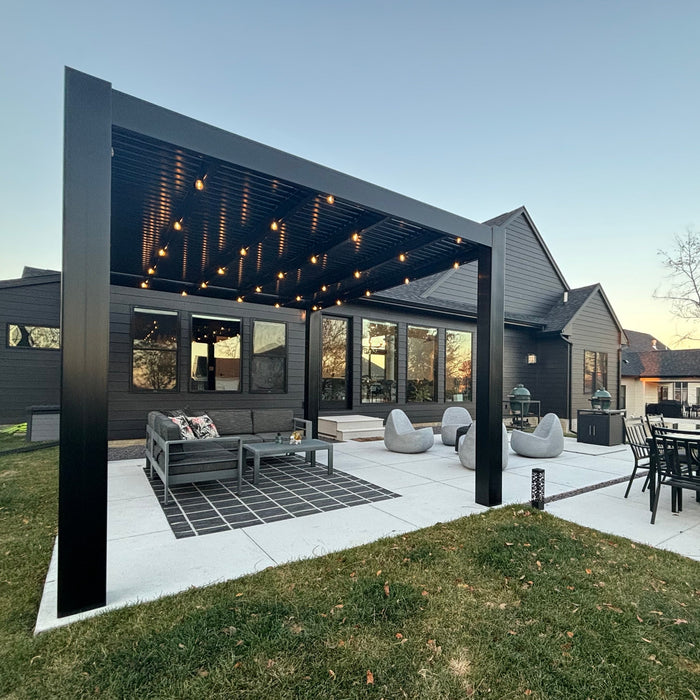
[[406, 323, 438, 403], [583, 349, 608, 395], [6, 323, 60, 350], [249, 319, 288, 394], [130, 306, 179, 393], [189, 313, 243, 393], [445, 328, 473, 403]]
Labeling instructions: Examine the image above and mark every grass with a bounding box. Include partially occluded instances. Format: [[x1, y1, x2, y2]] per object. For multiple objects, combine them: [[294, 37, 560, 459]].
[[1, 450, 699, 699]]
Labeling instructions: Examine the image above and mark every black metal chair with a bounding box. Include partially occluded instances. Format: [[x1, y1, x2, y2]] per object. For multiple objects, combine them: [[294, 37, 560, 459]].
[[622, 417, 651, 498], [645, 414, 666, 434], [649, 427, 700, 524]]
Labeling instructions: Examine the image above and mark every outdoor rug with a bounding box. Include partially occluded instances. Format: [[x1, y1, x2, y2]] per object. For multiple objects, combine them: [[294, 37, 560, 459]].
[[145, 454, 400, 539]]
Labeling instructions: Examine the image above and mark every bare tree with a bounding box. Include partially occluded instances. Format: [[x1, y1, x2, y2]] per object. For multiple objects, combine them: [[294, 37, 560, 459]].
[[655, 228, 700, 341]]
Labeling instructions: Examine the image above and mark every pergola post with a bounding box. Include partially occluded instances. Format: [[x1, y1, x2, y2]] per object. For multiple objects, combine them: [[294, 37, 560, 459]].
[[304, 309, 322, 438], [58, 68, 112, 616], [475, 227, 505, 506]]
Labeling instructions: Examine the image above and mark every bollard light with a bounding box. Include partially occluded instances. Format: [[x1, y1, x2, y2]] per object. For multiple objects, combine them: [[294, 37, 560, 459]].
[[531, 468, 545, 510]]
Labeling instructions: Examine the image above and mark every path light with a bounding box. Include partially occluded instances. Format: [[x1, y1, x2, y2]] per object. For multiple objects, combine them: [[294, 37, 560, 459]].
[[531, 468, 545, 510]]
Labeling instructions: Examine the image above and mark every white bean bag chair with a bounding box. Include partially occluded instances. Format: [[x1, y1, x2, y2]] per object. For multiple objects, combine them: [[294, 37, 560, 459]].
[[458, 421, 509, 470], [440, 406, 473, 446], [510, 413, 564, 458], [383, 409, 434, 454]]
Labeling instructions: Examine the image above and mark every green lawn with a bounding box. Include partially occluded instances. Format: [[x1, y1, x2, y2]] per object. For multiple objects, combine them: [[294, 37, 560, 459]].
[[1, 448, 699, 699]]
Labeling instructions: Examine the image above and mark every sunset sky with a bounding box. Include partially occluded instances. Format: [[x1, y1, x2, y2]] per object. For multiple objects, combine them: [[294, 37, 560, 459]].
[[2, 1, 699, 346]]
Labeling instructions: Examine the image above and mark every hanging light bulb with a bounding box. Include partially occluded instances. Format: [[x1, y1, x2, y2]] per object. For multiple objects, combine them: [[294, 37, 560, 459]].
[[321, 285, 327, 292], [255, 286, 262, 293], [194, 178, 204, 191], [140, 281, 148, 288], [148, 267, 155, 275], [456, 237, 462, 244], [326, 194, 335, 204], [217, 267, 226, 275], [271, 220, 279, 231], [173, 221, 182, 231], [399, 253, 406, 262], [277, 271, 284, 279], [365, 290, 371, 297], [158, 247, 167, 257], [351, 232, 360, 242], [295, 295, 302, 302], [239, 247, 247, 256], [310, 255, 318, 264], [353, 270, 361, 279], [181, 290, 188, 296]]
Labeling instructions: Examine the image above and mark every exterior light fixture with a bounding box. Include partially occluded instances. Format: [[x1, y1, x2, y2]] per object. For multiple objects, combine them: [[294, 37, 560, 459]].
[[255, 286, 262, 293], [527, 353, 537, 365], [399, 253, 406, 262], [271, 220, 279, 231], [217, 267, 225, 275], [194, 178, 204, 191], [326, 194, 335, 204], [310, 255, 318, 264], [353, 270, 361, 278], [173, 221, 182, 231]]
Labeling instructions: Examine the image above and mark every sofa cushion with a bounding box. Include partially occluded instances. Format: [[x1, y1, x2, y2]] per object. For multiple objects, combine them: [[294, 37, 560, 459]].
[[206, 409, 253, 436], [170, 415, 197, 440], [157, 440, 237, 473], [253, 409, 294, 434], [153, 413, 184, 442], [187, 414, 220, 439]]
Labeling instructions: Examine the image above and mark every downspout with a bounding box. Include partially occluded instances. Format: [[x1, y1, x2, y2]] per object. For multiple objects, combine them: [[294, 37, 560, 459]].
[[560, 333, 574, 434]]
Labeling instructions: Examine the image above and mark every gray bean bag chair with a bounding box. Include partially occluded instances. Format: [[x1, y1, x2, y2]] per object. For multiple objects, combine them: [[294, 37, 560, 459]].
[[384, 409, 434, 454], [440, 406, 473, 446], [510, 413, 564, 458], [458, 421, 509, 470]]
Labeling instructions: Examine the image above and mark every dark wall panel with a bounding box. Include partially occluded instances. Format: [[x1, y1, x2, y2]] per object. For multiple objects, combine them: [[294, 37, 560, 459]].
[[0, 281, 61, 423], [535, 337, 570, 418]]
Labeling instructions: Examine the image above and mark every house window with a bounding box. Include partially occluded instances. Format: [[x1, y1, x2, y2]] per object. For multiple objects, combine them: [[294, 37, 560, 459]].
[[190, 315, 241, 392], [321, 316, 349, 405], [658, 385, 669, 401], [445, 329, 472, 402], [674, 381, 688, 404], [361, 319, 397, 403], [131, 308, 178, 391], [620, 384, 626, 410], [250, 320, 286, 393], [7, 323, 60, 350], [407, 325, 437, 402], [583, 350, 607, 394]]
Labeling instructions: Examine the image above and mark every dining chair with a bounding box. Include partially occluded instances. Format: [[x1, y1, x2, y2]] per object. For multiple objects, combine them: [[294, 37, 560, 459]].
[[622, 417, 651, 498], [649, 428, 700, 524]]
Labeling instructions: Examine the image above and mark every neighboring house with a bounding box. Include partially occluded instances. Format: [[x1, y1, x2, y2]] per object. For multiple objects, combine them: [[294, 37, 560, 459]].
[[0, 208, 626, 436], [621, 330, 700, 417]]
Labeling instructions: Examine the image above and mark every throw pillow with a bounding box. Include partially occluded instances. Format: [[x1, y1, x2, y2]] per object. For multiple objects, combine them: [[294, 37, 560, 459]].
[[169, 415, 196, 440], [187, 414, 220, 439]]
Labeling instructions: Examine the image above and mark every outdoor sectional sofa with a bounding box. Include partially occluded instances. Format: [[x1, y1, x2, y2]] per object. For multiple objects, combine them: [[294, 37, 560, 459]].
[[146, 408, 312, 503]]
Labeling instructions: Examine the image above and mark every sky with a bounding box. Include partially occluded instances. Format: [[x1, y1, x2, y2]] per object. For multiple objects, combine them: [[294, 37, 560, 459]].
[[1, 1, 699, 347]]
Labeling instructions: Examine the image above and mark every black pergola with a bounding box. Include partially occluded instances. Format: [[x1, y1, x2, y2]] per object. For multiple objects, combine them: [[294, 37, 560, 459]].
[[59, 67, 504, 617]]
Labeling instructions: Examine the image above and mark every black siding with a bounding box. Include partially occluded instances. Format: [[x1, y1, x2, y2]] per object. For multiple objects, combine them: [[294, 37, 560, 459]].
[[0, 279, 61, 424]]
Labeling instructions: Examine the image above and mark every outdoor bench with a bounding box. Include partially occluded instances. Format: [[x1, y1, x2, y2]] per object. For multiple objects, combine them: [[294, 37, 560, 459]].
[[146, 409, 311, 503]]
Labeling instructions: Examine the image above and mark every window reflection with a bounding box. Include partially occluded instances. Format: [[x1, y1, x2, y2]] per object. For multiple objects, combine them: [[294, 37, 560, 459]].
[[445, 330, 472, 402], [407, 325, 437, 402], [131, 308, 178, 391], [190, 315, 241, 391], [251, 320, 286, 393], [361, 319, 397, 403], [322, 317, 348, 403], [7, 324, 60, 349]]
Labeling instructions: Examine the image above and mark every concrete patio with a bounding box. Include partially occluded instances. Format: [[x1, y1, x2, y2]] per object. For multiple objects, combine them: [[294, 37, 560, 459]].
[[36, 434, 700, 633]]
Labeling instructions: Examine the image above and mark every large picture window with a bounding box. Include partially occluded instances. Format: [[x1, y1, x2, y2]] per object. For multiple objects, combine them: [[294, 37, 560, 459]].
[[7, 323, 60, 349], [407, 325, 437, 402], [361, 319, 397, 403], [321, 316, 349, 405], [251, 320, 287, 393], [131, 308, 178, 391], [583, 350, 608, 394], [190, 315, 241, 391], [445, 329, 472, 402]]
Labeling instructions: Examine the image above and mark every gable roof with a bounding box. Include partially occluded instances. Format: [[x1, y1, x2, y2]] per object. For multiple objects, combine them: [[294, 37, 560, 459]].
[[542, 283, 626, 339], [622, 349, 700, 378], [0, 268, 61, 290], [623, 329, 670, 352]]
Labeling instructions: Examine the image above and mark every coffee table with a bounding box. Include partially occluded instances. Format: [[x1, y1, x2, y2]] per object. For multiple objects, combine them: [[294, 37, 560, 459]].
[[243, 438, 334, 485]]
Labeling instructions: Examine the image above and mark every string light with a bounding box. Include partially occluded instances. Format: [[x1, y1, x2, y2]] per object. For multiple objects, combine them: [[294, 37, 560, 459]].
[[295, 295, 302, 302], [173, 221, 182, 231], [335, 299, 342, 305], [140, 281, 148, 288], [239, 247, 247, 256], [310, 255, 318, 264], [277, 271, 285, 279], [255, 286, 262, 293], [351, 232, 360, 242], [404, 277, 410, 284], [147, 267, 155, 275], [365, 290, 371, 297], [217, 267, 226, 275], [158, 247, 167, 257], [274, 303, 280, 308], [399, 253, 406, 262], [194, 178, 204, 191], [353, 270, 361, 278], [321, 285, 327, 292], [326, 194, 335, 204], [453, 261, 460, 269], [456, 237, 462, 244], [271, 220, 279, 231], [237, 296, 244, 303], [181, 290, 188, 296], [201, 281, 208, 289], [312, 305, 319, 311]]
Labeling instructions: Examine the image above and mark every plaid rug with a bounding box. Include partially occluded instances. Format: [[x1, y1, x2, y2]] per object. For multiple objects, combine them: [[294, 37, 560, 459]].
[[145, 454, 400, 539]]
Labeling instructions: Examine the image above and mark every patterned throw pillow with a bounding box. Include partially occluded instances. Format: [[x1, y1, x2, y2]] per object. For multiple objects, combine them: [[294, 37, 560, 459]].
[[169, 415, 196, 440], [187, 414, 220, 440]]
